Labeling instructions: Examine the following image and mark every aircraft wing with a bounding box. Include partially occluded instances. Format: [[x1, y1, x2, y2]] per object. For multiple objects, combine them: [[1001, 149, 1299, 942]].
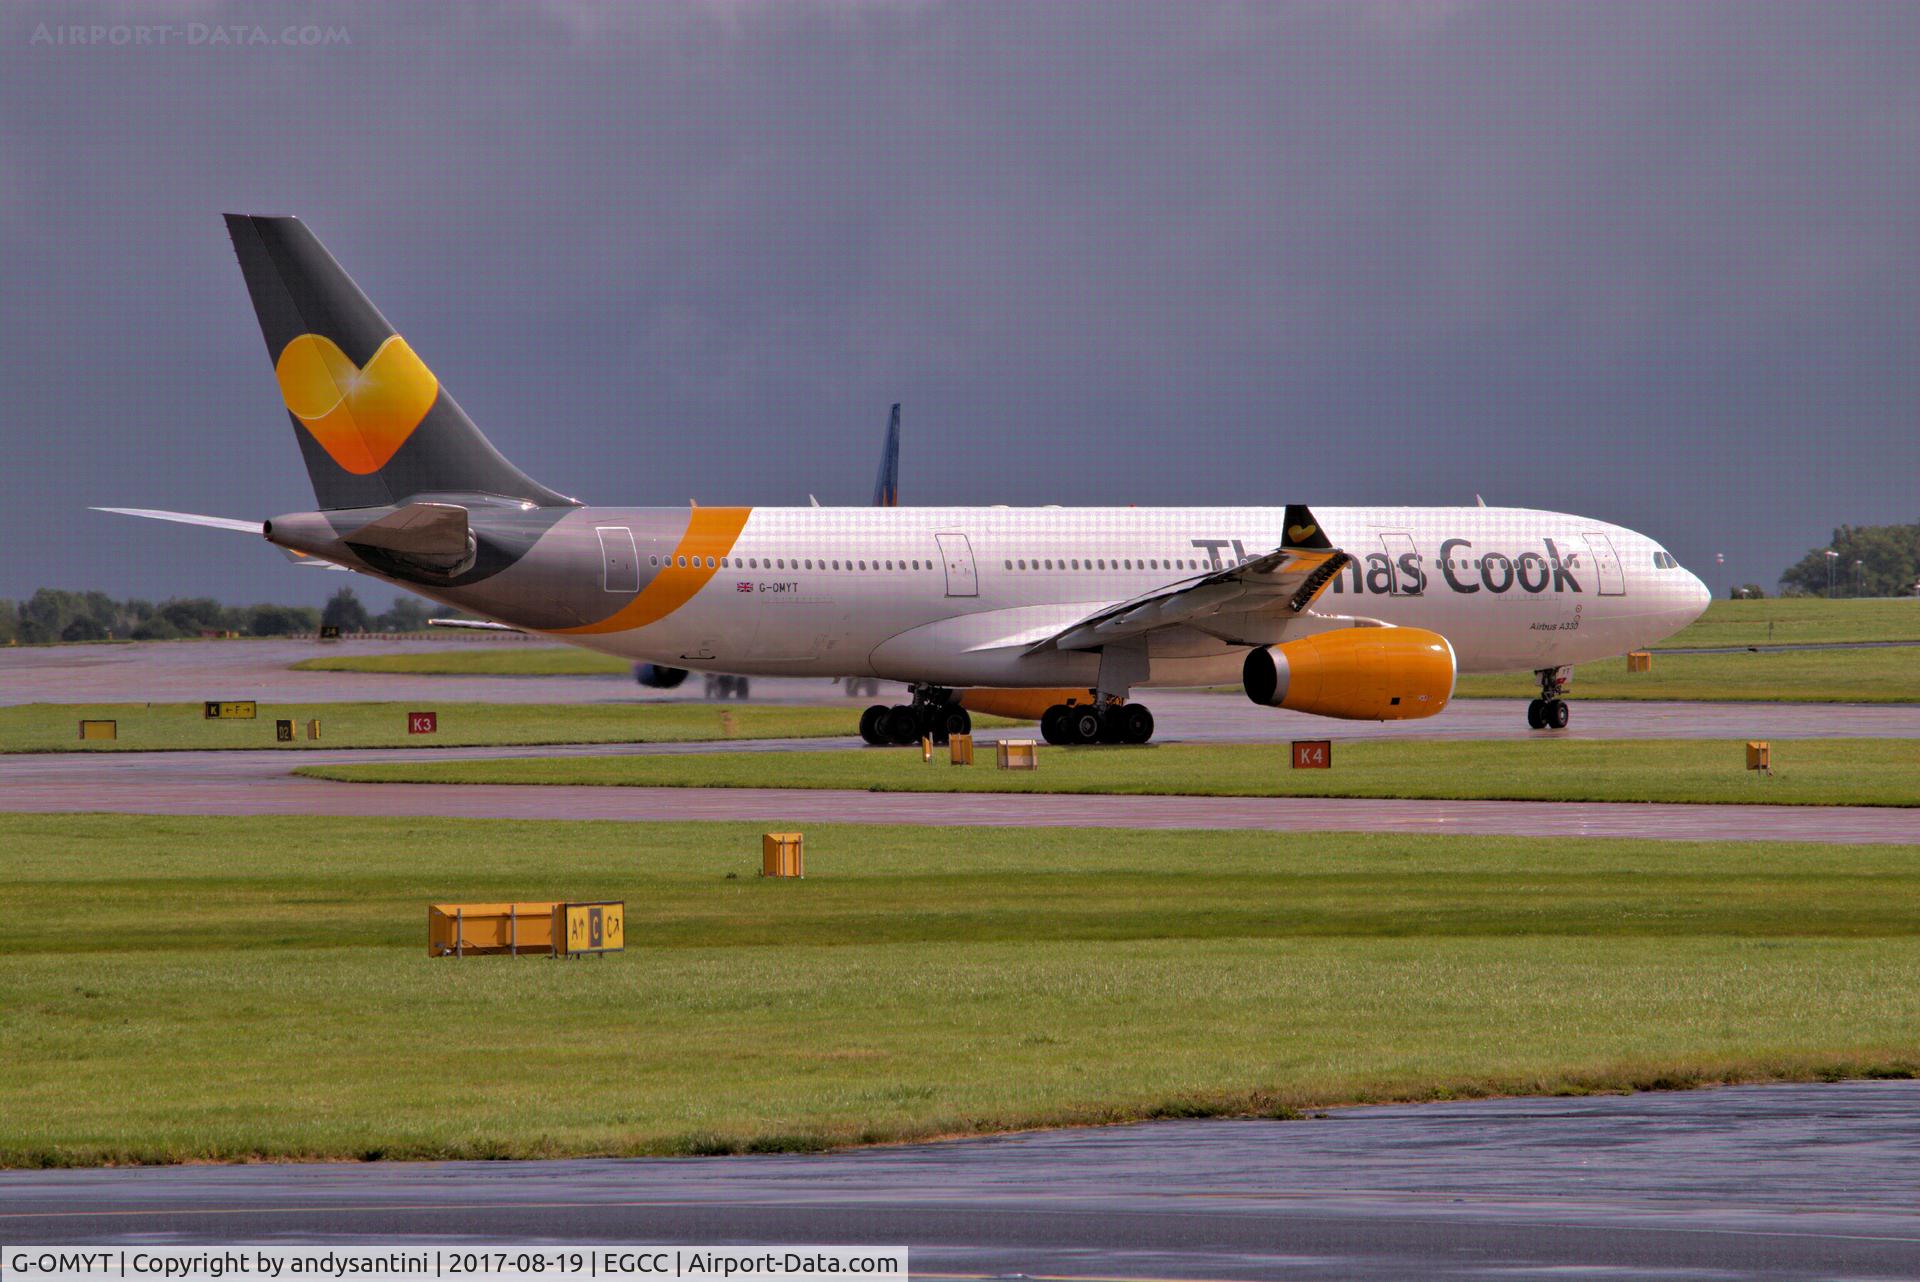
[[1032, 504, 1351, 653]]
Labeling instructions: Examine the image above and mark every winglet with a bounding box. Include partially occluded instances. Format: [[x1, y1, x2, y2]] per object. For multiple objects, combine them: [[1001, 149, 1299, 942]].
[[1281, 504, 1332, 551]]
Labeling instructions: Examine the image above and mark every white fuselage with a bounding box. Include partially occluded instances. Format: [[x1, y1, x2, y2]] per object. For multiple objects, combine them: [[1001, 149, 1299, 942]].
[[560, 504, 1710, 689]]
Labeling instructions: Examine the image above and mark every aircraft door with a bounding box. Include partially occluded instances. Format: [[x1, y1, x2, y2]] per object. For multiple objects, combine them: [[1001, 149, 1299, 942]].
[[935, 533, 979, 597], [596, 526, 638, 593], [1379, 532, 1425, 596], [1582, 532, 1626, 596]]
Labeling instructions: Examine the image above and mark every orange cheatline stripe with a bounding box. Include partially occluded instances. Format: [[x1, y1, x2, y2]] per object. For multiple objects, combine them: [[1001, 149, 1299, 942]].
[[555, 506, 753, 636]]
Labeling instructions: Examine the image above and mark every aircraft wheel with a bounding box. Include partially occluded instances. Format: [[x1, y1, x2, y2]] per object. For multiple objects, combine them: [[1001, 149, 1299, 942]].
[[941, 707, 972, 738], [1120, 704, 1155, 744], [1526, 698, 1546, 730], [1040, 705, 1071, 746], [733, 677, 751, 700], [859, 705, 889, 745], [1546, 699, 1570, 730], [1067, 706, 1103, 745], [884, 706, 921, 745]]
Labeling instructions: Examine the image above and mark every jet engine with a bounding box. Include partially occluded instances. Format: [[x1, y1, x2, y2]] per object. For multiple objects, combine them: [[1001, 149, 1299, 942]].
[[633, 663, 689, 689], [1243, 627, 1455, 721]]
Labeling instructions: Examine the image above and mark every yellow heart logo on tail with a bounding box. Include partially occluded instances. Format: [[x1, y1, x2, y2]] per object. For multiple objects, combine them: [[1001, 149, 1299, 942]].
[[1287, 523, 1318, 544], [274, 334, 439, 475]]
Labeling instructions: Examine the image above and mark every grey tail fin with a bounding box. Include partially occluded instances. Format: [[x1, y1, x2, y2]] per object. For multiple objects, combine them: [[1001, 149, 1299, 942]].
[[223, 214, 574, 511], [871, 402, 900, 507]]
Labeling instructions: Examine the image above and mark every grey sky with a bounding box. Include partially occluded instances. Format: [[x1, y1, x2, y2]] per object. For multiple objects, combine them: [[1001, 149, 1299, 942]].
[[2, 0, 1914, 607]]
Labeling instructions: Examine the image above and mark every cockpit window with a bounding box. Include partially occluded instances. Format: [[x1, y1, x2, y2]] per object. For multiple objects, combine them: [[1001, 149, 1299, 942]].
[[1652, 551, 1677, 569]]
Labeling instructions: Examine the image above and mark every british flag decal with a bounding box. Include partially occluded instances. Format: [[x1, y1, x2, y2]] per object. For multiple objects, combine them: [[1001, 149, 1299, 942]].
[[736, 581, 753, 593]]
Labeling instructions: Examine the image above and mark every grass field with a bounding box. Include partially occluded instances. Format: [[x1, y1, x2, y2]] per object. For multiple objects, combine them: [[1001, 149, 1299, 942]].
[[291, 647, 632, 676], [1658, 597, 1920, 649], [1, 813, 1914, 1167], [299, 738, 1920, 807], [0, 702, 867, 752], [1454, 646, 1920, 703]]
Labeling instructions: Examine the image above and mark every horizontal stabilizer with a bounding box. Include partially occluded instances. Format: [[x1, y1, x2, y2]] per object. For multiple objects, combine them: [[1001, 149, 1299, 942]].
[[428, 617, 523, 634], [92, 506, 261, 534], [341, 501, 469, 559]]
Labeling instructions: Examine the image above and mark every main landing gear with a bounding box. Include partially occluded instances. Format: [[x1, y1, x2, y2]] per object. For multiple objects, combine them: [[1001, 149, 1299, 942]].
[[1039, 699, 1155, 746], [858, 686, 972, 746], [1526, 666, 1572, 731]]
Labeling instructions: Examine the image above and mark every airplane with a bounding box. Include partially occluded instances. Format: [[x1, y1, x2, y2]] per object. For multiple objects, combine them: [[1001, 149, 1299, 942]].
[[633, 401, 903, 699], [100, 216, 1711, 747]]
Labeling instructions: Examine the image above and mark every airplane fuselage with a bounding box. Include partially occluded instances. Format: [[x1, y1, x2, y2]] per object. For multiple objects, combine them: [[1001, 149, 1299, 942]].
[[274, 502, 1711, 690]]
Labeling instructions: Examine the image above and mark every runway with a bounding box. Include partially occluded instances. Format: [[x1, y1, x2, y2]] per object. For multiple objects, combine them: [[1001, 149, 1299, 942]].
[[2, 1081, 1915, 1280], [1, 746, 1915, 842], [7, 639, 1920, 743]]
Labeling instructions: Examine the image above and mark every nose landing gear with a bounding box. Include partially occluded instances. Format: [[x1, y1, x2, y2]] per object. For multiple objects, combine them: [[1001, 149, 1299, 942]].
[[1527, 666, 1572, 731]]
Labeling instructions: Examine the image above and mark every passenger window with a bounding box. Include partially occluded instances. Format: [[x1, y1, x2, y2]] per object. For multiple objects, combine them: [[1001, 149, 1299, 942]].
[[649, 556, 659, 567], [677, 556, 687, 568]]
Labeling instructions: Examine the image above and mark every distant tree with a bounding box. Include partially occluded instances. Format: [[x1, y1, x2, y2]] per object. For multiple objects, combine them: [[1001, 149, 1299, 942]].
[[159, 597, 228, 635], [19, 588, 85, 643], [60, 615, 106, 642], [1730, 583, 1766, 600], [374, 595, 433, 633], [247, 603, 321, 636], [1780, 522, 1920, 597], [321, 586, 372, 634], [0, 600, 17, 644]]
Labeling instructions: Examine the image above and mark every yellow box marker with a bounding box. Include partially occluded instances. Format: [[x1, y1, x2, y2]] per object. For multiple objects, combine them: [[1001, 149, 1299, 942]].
[[1626, 650, 1652, 673], [996, 739, 1038, 770], [77, 719, 116, 742], [949, 733, 974, 766], [306, 719, 322, 741], [762, 832, 805, 878], [428, 902, 559, 956], [1746, 741, 1771, 773]]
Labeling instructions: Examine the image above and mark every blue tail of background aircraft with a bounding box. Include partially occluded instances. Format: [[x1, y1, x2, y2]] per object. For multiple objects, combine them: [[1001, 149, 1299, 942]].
[[871, 403, 900, 507]]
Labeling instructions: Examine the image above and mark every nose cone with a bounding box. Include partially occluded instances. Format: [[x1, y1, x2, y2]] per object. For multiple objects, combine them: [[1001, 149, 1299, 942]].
[[1681, 570, 1711, 623]]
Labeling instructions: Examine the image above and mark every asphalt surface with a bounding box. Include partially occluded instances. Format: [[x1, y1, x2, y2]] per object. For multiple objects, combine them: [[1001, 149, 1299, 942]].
[[3, 1081, 1915, 1280], [2, 747, 1916, 842], [9, 638, 1920, 742]]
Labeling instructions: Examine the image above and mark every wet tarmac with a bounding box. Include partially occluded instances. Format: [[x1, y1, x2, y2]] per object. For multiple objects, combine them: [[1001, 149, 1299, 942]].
[[7, 639, 1920, 744], [2, 1081, 1915, 1280]]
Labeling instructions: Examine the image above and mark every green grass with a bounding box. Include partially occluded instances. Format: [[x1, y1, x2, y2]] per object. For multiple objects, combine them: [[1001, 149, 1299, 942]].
[[1, 813, 1915, 1167], [1455, 646, 1920, 703], [290, 647, 632, 675], [1659, 597, 1920, 649], [0, 702, 868, 752], [299, 738, 1920, 807]]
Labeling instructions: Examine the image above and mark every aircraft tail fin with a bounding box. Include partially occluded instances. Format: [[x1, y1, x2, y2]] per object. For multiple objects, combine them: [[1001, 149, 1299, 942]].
[[871, 402, 900, 507], [222, 214, 574, 512]]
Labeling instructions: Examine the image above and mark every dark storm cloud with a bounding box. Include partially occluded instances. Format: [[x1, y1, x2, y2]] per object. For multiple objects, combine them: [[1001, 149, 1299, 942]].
[[1, 0, 1914, 604]]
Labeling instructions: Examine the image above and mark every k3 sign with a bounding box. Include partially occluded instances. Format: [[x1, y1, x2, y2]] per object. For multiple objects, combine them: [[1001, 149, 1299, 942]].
[[407, 711, 438, 735]]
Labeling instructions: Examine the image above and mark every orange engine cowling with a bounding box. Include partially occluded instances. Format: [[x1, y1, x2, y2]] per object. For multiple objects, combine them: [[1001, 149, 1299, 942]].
[[958, 688, 1098, 720], [1242, 627, 1456, 721]]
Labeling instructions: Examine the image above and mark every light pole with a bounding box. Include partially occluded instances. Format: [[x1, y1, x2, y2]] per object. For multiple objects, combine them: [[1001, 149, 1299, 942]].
[[1825, 549, 1839, 597], [1855, 560, 1865, 597]]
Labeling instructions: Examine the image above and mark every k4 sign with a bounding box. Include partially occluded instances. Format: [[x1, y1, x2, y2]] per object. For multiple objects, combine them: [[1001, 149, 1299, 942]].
[[1291, 740, 1332, 769]]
